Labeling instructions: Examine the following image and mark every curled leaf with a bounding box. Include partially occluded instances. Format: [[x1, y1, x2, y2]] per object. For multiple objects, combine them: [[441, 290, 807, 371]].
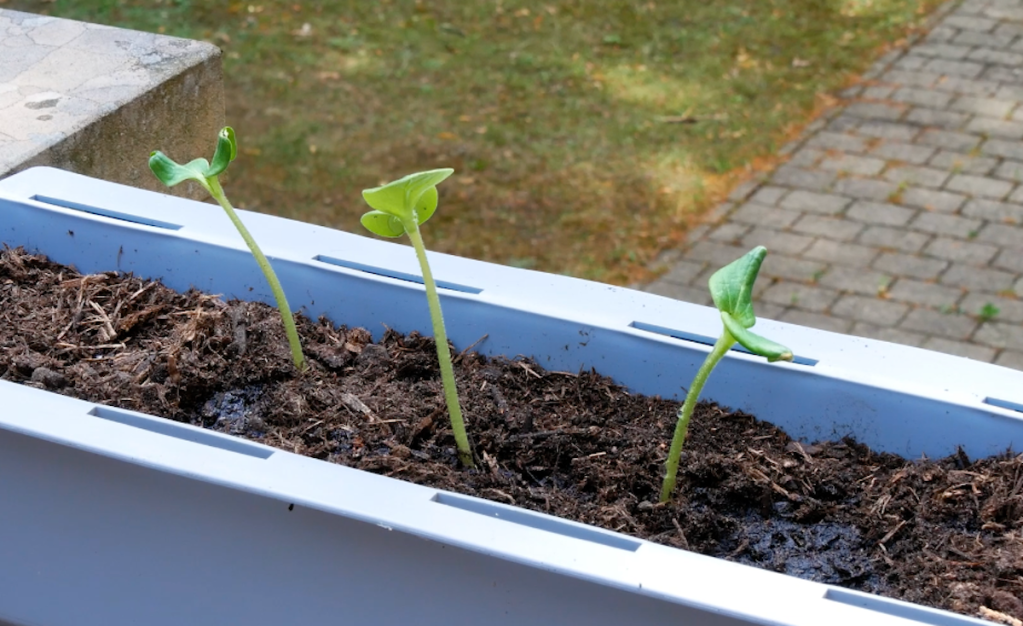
[[208, 126, 237, 177], [148, 152, 211, 189], [709, 245, 766, 329], [721, 312, 793, 362], [361, 168, 453, 224], [360, 210, 406, 238]]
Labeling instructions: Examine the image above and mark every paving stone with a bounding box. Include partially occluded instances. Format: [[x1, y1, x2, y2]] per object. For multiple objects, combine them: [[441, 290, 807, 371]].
[[762, 281, 840, 312], [961, 292, 1023, 322], [802, 239, 880, 267], [927, 25, 960, 42], [949, 95, 1017, 117], [791, 215, 865, 241], [646, 280, 713, 305], [1008, 186, 1023, 205], [912, 43, 973, 60], [828, 116, 861, 132], [928, 150, 997, 175], [917, 129, 981, 151], [727, 179, 760, 202], [944, 15, 998, 32], [968, 47, 1023, 65], [863, 85, 896, 99], [779, 309, 854, 334], [900, 187, 967, 212], [869, 141, 936, 164], [985, 4, 1023, 21], [941, 262, 1017, 290], [749, 186, 789, 206], [759, 255, 828, 283], [831, 294, 910, 326], [787, 147, 825, 168], [966, 117, 1023, 139], [832, 178, 899, 201], [771, 166, 836, 191], [961, 198, 1023, 222], [935, 76, 1000, 96], [755, 302, 788, 322], [993, 247, 1023, 272], [993, 160, 1023, 182], [884, 165, 950, 188], [980, 138, 1023, 160], [681, 240, 749, 267], [655, 258, 705, 285], [911, 211, 983, 237], [981, 65, 1023, 82], [730, 202, 804, 228], [996, 84, 1023, 101], [845, 101, 906, 121], [859, 226, 933, 252], [806, 131, 869, 153], [856, 121, 921, 142], [975, 320, 1023, 350], [921, 336, 996, 361], [895, 55, 931, 71], [905, 107, 970, 129], [740, 228, 814, 255], [924, 58, 986, 77], [707, 222, 752, 244], [974, 221, 1023, 248], [953, 30, 1017, 48], [944, 174, 1014, 199], [994, 349, 1023, 369], [924, 236, 1000, 264], [882, 69, 943, 89], [898, 88, 958, 109], [887, 277, 965, 307], [816, 266, 893, 296], [900, 307, 978, 340], [995, 21, 1023, 38], [851, 322, 928, 347], [846, 200, 917, 226], [874, 251, 949, 279], [779, 190, 851, 215], [819, 154, 886, 176]]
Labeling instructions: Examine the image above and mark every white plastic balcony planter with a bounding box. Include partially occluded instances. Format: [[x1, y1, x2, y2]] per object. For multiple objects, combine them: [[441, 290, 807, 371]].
[[0, 166, 1019, 626]]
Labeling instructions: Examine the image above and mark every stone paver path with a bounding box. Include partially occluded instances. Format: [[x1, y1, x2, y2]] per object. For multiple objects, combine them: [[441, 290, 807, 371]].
[[646, 0, 1023, 370]]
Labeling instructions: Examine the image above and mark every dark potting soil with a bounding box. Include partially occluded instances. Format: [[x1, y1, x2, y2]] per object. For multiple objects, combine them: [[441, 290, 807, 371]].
[[1, 247, 1021, 624]]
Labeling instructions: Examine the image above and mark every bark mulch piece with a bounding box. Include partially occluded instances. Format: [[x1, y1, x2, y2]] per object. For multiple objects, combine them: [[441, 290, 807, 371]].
[[2, 247, 1021, 623]]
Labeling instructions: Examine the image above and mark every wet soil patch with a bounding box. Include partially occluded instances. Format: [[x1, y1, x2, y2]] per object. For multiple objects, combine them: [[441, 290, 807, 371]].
[[2, 248, 1021, 623]]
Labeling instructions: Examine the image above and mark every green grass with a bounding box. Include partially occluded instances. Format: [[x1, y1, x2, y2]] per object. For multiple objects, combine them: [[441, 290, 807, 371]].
[[4, 0, 941, 283]]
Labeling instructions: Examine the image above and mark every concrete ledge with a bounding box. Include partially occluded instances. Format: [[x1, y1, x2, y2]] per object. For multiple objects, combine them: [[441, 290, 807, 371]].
[[0, 9, 224, 199]]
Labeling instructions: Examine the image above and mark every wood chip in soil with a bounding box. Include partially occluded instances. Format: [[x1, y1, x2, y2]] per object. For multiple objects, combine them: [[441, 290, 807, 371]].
[[1, 247, 1021, 623]]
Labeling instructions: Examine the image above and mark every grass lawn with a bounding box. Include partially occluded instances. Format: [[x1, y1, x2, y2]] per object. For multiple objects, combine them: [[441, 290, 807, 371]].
[[3, 0, 942, 283]]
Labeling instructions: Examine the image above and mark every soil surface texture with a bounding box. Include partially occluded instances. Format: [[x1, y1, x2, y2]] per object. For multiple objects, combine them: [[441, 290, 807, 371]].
[[1, 247, 1021, 624]]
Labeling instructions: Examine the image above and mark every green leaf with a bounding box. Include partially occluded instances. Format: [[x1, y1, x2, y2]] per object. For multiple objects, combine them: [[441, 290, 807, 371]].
[[721, 312, 793, 362], [360, 210, 406, 238], [361, 168, 454, 222], [414, 186, 439, 224], [708, 245, 766, 329], [208, 126, 237, 177], [148, 152, 211, 189]]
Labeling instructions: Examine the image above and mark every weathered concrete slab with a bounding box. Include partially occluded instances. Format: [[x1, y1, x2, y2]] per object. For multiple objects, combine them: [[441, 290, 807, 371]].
[[0, 9, 223, 198]]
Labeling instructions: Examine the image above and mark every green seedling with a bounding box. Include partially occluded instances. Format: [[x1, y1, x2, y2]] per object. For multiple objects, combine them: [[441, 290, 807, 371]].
[[979, 302, 1000, 322], [360, 169, 475, 468], [149, 127, 307, 371], [660, 246, 793, 503]]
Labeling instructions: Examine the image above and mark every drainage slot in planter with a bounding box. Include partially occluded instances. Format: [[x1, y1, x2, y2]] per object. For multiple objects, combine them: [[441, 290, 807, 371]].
[[983, 396, 1023, 413], [314, 255, 482, 294], [629, 321, 818, 366], [824, 588, 973, 626], [88, 406, 274, 459], [31, 195, 184, 230], [432, 492, 641, 551]]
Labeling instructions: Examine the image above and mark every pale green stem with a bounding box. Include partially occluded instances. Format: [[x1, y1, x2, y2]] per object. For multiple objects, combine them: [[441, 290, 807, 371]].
[[403, 219, 475, 468], [660, 329, 736, 503], [206, 177, 307, 371]]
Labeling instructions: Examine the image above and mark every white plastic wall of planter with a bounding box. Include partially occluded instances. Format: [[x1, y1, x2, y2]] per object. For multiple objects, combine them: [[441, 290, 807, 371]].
[[0, 167, 1016, 626]]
